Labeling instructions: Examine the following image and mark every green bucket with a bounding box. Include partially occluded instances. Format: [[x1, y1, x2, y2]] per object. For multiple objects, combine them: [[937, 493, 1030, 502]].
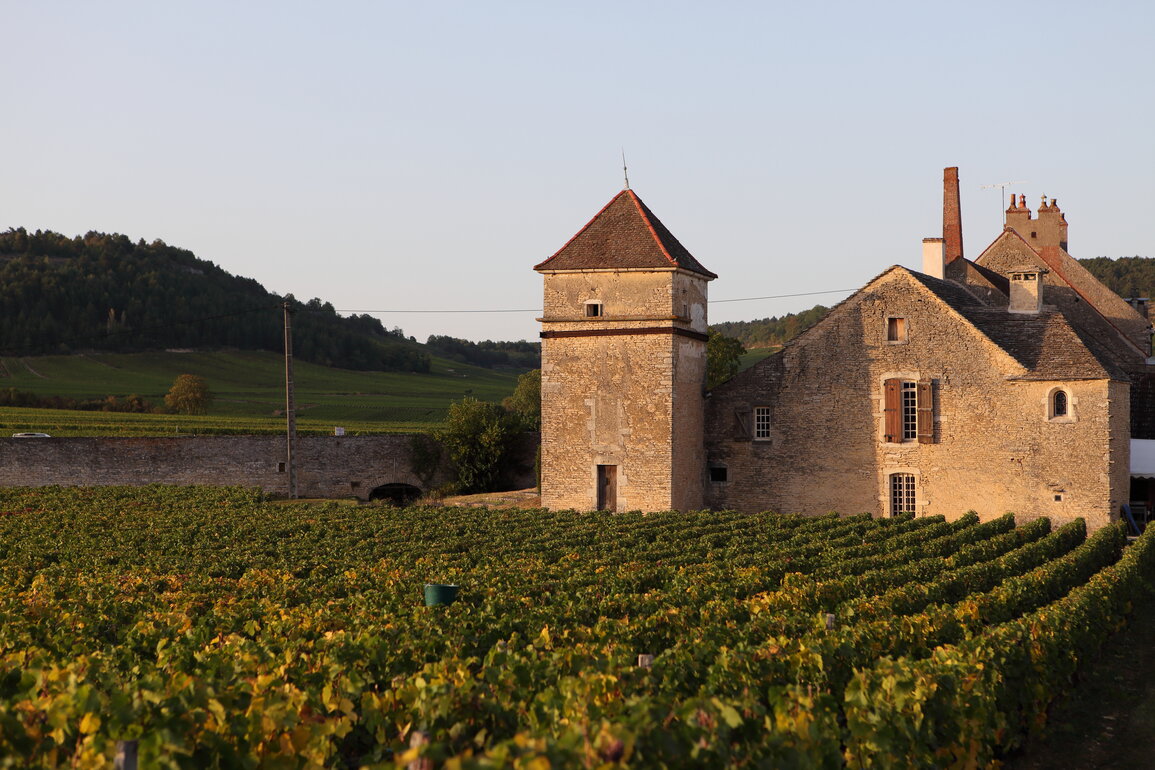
[[424, 583, 459, 607]]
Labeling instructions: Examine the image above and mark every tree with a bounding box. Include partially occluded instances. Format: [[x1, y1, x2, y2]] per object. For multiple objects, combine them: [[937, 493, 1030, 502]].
[[165, 374, 212, 415], [707, 331, 746, 389], [435, 397, 520, 494], [502, 369, 541, 430]]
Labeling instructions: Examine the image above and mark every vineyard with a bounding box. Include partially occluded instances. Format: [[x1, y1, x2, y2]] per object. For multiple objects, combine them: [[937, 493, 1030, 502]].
[[1, 487, 1153, 768]]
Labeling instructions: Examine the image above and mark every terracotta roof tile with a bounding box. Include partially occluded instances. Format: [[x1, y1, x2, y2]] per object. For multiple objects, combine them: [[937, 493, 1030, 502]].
[[534, 189, 717, 278]]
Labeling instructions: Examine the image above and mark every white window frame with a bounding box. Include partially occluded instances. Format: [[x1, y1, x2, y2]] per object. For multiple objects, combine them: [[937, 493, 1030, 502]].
[[584, 301, 604, 318], [901, 381, 918, 440], [753, 406, 771, 440], [889, 473, 917, 517]]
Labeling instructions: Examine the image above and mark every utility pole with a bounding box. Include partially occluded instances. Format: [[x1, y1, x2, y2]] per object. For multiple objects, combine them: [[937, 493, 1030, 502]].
[[283, 302, 298, 499]]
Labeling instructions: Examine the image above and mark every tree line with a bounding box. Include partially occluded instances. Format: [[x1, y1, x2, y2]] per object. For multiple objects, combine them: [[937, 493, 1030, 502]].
[[0, 228, 430, 373]]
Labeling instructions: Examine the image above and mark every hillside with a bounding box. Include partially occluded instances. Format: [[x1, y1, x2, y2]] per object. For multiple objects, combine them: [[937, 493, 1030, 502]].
[[0, 228, 435, 372], [0, 350, 520, 434], [1079, 255, 1155, 298]]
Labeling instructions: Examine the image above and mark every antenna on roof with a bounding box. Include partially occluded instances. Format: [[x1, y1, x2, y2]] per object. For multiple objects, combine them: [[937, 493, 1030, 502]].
[[621, 148, 630, 190], [980, 180, 1027, 225]]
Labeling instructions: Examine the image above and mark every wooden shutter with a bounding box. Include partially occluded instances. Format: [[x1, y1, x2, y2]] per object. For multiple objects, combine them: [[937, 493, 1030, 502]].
[[883, 379, 902, 443], [733, 406, 752, 440], [917, 379, 934, 444]]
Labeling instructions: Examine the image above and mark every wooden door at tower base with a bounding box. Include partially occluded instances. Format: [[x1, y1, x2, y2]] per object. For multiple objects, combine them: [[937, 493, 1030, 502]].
[[597, 465, 617, 512]]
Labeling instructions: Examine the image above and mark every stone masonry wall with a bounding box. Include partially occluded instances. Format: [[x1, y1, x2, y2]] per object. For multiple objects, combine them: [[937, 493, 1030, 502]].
[[705, 269, 1122, 530], [0, 435, 491, 499], [539, 269, 708, 512]]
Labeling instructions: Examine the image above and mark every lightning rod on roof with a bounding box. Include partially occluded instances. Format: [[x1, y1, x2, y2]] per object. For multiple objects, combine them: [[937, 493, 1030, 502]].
[[622, 148, 630, 190]]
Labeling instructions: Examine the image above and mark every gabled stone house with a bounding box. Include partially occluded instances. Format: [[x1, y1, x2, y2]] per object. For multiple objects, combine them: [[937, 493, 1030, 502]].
[[535, 171, 1151, 529]]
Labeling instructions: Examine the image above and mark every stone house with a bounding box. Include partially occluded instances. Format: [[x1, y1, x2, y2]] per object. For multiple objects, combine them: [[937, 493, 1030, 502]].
[[536, 171, 1151, 529]]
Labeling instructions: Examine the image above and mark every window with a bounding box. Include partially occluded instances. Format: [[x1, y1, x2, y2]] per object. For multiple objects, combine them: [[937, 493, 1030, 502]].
[[584, 301, 603, 318], [709, 465, 728, 482], [884, 378, 934, 443], [753, 406, 771, 440], [1046, 387, 1075, 422], [886, 317, 907, 342], [890, 473, 916, 516]]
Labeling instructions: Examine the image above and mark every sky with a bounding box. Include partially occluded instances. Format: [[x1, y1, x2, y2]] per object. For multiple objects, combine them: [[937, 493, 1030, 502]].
[[3, 1, 1153, 344]]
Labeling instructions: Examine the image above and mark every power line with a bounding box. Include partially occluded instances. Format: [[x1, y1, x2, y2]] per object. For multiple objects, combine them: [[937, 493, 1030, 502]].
[[331, 289, 855, 316]]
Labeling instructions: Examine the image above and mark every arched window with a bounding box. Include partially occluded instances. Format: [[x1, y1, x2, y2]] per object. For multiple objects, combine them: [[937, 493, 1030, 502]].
[[1047, 387, 1074, 422]]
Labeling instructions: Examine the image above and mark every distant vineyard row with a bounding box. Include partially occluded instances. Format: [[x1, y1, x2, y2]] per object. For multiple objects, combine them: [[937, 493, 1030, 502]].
[[0, 487, 1151, 767]]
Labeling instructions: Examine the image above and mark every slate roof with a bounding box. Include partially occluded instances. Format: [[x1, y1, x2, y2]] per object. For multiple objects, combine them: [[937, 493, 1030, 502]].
[[908, 268, 1127, 381], [534, 189, 717, 278]]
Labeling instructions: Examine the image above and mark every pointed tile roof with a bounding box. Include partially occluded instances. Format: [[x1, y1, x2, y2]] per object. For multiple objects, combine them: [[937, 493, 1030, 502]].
[[534, 189, 717, 278]]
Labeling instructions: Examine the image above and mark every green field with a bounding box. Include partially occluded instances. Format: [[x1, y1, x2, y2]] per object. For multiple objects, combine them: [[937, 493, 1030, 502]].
[[0, 351, 524, 435], [1, 486, 1151, 767]]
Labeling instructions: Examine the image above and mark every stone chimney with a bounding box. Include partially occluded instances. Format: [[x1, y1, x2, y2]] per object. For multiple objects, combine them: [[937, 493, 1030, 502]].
[[1005, 194, 1068, 251], [922, 237, 945, 279], [1008, 266, 1048, 314], [943, 167, 964, 265], [1126, 297, 1150, 320]]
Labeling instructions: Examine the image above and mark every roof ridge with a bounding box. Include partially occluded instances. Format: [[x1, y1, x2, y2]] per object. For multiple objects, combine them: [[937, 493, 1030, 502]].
[[627, 190, 680, 269]]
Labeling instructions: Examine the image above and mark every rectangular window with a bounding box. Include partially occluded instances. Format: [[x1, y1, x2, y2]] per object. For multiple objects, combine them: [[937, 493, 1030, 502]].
[[584, 302, 603, 317], [753, 406, 771, 440], [884, 378, 935, 443], [709, 466, 728, 482], [887, 317, 907, 342], [901, 381, 917, 440], [890, 473, 916, 516]]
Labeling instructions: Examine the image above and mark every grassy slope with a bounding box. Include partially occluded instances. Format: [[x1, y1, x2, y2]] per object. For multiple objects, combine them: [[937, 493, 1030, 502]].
[[0, 351, 522, 435]]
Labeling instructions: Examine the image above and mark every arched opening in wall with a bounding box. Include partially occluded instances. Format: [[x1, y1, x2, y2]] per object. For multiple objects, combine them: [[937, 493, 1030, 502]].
[[369, 483, 423, 505]]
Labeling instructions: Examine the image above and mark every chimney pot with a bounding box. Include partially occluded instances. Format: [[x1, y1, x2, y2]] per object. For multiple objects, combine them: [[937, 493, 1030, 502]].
[[922, 237, 945, 279]]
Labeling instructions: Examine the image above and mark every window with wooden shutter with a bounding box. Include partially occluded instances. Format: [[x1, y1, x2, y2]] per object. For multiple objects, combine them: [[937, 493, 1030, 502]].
[[917, 379, 934, 444], [883, 379, 902, 443], [733, 406, 752, 440]]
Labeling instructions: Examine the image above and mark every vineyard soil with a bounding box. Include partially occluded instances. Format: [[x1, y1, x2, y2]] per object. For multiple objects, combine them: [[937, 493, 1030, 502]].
[[1009, 583, 1155, 769]]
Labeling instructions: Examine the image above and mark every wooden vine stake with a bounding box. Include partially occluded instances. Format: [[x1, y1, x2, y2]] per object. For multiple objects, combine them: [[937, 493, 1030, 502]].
[[114, 740, 138, 770], [408, 730, 433, 770]]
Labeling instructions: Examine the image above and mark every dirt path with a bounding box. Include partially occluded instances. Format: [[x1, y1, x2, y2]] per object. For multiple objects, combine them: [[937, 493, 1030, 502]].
[[1007, 585, 1155, 768]]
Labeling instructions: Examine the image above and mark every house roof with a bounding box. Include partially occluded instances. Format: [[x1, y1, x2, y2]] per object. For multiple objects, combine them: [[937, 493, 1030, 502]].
[[972, 230, 1149, 361], [534, 189, 717, 278], [908, 268, 1127, 380]]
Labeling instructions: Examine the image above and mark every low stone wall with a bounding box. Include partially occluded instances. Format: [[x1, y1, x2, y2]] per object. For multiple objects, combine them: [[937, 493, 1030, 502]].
[[0, 435, 460, 499]]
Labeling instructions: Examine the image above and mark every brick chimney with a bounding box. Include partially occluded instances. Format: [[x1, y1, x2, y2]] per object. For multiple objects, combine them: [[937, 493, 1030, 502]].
[[943, 167, 964, 265], [1005, 194, 1068, 251]]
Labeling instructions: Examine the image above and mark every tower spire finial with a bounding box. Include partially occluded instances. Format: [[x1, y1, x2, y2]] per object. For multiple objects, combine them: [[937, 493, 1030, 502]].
[[621, 148, 630, 190]]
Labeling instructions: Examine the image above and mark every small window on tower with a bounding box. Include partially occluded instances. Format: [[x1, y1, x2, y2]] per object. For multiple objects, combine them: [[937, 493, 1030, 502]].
[[886, 317, 907, 343], [709, 465, 728, 482], [584, 301, 603, 318]]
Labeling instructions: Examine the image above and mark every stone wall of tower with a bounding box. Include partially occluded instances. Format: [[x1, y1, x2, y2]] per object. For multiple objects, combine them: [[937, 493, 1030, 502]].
[[539, 269, 708, 512]]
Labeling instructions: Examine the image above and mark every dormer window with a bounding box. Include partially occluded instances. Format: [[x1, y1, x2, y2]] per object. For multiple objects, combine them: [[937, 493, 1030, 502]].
[[886, 317, 907, 343], [584, 301, 603, 318]]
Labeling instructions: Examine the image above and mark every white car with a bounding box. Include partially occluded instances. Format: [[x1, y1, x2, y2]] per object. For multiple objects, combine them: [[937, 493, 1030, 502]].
[[11, 432, 51, 438]]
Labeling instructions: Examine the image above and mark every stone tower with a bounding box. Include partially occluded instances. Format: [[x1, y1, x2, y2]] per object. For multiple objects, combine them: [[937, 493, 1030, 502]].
[[534, 189, 716, 512]]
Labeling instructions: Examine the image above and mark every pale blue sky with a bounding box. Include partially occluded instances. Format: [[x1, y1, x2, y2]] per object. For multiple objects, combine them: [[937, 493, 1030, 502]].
[[3, 1, 1152, 343]]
